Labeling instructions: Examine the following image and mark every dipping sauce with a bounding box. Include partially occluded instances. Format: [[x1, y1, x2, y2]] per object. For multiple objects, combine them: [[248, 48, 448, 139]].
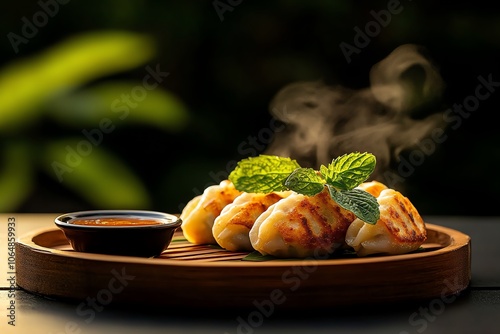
[[69, 217, 164, 226]]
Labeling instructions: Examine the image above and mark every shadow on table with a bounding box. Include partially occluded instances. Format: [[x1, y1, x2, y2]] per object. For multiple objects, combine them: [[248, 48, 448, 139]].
[[15, 287, 500, 334]]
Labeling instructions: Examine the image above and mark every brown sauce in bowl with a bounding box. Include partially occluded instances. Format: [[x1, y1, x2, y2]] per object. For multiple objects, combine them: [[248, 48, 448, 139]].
[[69, 217, 164, 226]]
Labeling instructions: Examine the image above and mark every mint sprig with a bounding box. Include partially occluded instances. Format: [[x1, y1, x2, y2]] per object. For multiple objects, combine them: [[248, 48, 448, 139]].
[[228, 152, 380, 224]]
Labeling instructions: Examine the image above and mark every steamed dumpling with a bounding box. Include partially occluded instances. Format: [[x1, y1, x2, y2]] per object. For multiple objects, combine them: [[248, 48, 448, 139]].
[[249, 188, 356, 258], [345, 188, 427, 256], [213, 191, 292, 251], [180, 180, 242, 245]]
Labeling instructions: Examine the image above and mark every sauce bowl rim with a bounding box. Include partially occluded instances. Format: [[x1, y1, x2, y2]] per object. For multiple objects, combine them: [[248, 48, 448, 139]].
[[55, 210, 182, 230]]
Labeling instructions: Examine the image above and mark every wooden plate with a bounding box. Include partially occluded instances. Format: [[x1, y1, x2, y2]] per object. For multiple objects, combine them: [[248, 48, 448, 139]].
[[16, 224, 470, 308]]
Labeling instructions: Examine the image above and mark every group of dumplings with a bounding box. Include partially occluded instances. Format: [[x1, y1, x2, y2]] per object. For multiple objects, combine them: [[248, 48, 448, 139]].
[[180, 179, 427, 258]]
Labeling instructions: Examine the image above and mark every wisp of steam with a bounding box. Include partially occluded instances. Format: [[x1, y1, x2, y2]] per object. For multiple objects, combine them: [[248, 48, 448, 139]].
[[264, 44, 446, 187]]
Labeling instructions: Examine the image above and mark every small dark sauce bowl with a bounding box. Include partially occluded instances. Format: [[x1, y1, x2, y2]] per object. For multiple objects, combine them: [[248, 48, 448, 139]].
[[55, 210, 182, 257]]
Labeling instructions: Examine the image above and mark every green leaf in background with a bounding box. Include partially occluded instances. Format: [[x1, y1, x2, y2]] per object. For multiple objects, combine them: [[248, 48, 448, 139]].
[[228, 155, 301, 193], [47, 81, 190, 132], [284, 167, 324, 196], [0, 143, 33, 212], [328, 187, 380, 224], [41, 139, 150, 209], [320, 152, 376, 191], [0, 31, 155, 130]]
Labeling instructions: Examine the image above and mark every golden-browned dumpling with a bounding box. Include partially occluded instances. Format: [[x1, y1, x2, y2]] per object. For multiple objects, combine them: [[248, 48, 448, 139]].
[[345, 188, 427, 256], [213, 191, 293, 251], [356, 180, 388, 197], [249, 188, 356, 258], [180, 180, 242, 245], [179, 194, 202, 222]]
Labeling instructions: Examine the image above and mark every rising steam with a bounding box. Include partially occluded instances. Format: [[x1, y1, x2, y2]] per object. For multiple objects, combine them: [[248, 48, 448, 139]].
[[264, 44, 446, 185]]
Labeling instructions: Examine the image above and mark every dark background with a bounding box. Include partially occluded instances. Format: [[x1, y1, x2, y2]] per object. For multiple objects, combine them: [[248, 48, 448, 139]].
[[1, 0, 499, 216]]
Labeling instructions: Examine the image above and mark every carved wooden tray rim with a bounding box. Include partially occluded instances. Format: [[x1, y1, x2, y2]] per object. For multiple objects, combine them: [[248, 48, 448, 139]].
[[15, 223, 471, 308]]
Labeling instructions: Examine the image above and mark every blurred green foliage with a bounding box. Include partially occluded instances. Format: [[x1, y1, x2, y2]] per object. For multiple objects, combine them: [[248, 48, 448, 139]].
[[0, 1, 499, 215], [0, 31, 190, 212]]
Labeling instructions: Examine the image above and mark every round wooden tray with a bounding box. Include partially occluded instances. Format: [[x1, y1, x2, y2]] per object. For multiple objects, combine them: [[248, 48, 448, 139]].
[[16, 224, 470, 308]]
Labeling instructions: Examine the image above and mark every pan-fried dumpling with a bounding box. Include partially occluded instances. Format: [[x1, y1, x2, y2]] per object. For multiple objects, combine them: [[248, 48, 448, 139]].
[[249, 188, 356, 258], [345, 188, 426, 256], [356, 180, 388, 197], [180, 180, 242, 245], [213, 191, 293, 251], [179, 194, 202, 223]]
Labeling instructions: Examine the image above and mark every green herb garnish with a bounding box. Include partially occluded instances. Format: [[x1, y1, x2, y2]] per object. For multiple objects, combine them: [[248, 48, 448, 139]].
[[241, 251, 278, 261], [227, 155, 300, 193], [228, 152, 380, 224]]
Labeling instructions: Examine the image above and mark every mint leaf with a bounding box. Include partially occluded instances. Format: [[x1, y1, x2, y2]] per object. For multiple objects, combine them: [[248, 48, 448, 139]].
[[228, 155, 301, 193], [284, 168, 325, 196], [320, 152, 376, 191], [241, 251, 296, 261], [327, 187, 380, 224], [241, 251, 277, 261]]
